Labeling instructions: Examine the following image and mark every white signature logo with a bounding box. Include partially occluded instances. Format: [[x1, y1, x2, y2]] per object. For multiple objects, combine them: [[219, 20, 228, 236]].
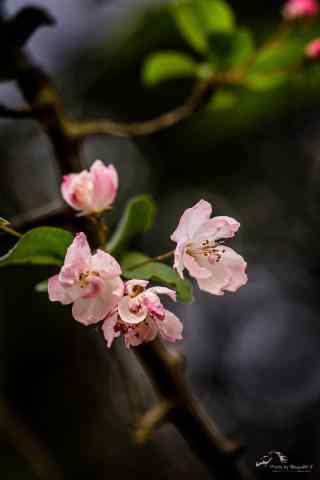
[[256, 451, 288, 468]]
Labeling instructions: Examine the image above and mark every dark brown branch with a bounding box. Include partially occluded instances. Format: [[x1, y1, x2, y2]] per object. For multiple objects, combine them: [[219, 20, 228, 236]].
[[0, 103, 34, 119], [134, 339, 253, 480], [15, 52, 83, 174], [0, 397, 63, 479]]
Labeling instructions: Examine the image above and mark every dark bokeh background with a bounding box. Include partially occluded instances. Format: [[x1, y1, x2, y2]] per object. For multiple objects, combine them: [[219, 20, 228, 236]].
[[1, 0, 320, 478]]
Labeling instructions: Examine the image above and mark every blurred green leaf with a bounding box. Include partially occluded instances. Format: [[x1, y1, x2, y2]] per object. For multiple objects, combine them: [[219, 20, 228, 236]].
[[108, 195, 157, 257], [245, 72, 288, 91], [0, 227, 73, 267], [143, 51, 197, 85], [195, 0, 235, 34], [121, 251, 193, 303], [35, 279, 48, 292], [171, 0, 235, 53], [208, 89, 237, 110], [250, 40, 304, 73], [209, 28, 254, 69]]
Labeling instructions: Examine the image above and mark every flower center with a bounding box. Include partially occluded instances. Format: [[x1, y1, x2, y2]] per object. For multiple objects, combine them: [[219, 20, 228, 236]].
[[79, 270, 100, 287], [186, 239, 226, 263]]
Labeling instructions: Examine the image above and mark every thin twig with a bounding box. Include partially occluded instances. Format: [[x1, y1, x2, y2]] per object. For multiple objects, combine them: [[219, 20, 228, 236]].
[[0, 223, 22, 238], [69, 79, 213, 138], [127, 250, 175, 270], [0, 103, 34, 119]]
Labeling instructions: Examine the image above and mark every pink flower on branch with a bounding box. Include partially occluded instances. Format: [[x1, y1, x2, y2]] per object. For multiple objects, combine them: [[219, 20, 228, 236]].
[[305, 38, 320, 58], [282, 0, 319, 20], [61, 160, 118, 215], [171, 200, 247, 296], [48, 232, 123, 325], [102, 280, 183, 348]]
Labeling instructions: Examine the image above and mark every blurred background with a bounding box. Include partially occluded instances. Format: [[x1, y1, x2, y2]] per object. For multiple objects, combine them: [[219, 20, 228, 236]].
[[1, 0, 320, 478]]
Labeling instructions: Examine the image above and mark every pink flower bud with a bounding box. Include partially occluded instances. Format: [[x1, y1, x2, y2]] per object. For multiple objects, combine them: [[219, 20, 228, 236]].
[[305, 38, 320, 59], [282, 0, 319, 20], [61, 160, 118, 215]]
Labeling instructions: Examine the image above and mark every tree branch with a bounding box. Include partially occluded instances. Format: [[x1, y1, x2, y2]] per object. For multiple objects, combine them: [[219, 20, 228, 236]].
[[69, 79, 214, 138], [0, 103, 34, 119], [134, 339, 253, 480]]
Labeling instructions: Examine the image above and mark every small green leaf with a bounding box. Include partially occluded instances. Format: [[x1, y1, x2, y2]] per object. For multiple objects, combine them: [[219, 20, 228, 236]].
[[195, 0, 235, 34], [172, 1, 207, 52], [171, 0, 235, 53], [121, 251, 193, 303], [108, 195, 156, 258], [143, 51, 197, 86], [250, 41, 304, 74], [245, 72, 288, 91], [0, 227, 73, 267], [209, 89, 237, 110], [209, 28, 254, 70], [35, 279, 48, 293]]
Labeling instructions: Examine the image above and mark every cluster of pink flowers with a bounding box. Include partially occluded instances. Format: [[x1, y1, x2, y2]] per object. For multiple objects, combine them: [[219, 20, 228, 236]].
[[282, 0, 319, 20], [49, 161, 247, 348]]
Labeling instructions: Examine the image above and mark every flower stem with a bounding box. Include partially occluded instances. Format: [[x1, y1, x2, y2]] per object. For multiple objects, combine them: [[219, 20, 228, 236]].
[[0, 223, 22, 238], [128, 250, 175, 270]]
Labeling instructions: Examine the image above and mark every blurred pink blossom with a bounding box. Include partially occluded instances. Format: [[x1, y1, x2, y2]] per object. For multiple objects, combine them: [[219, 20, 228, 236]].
[[48, 232, 123, 325], [305, 38, 320, 58], [61, 160, 118, 215], [102, 280, 183, 348], [171, 199, 247, 296], [282, 0, 319, 19]]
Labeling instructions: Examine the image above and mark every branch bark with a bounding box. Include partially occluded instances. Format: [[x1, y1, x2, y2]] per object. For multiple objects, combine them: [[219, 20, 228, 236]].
[[134, 339, 252, 479]]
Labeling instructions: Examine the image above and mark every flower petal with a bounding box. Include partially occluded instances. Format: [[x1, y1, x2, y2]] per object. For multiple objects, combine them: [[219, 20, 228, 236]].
[[197, 246, 247, 295], [102, 312, 119, 348], [91, 249, 122, 277], [124, 318, 158, 348], [118, 296, 147, 325], [60, 232, 91, 285], [193, 216, 240, 242], [48, 275, 74, 304], [157, 310, 183, 342], [90, 160, 118, 211], [147, 286, 177, 301], [183, 251, 211, 279], [171, 199, 212, 243]]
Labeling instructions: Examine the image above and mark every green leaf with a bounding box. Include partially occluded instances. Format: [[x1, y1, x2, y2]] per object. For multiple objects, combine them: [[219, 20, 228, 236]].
[[0, 227, 73, 267], [143, 51, 197, 86], [121, 251, 193, 303], [35, 279, 48, 293], [195, 0, 235, 34], [245, 72, 288, 91], [108, 195, 157, 257], [171, 0, 235, 53], [208, 89, 237, 110], [250, 41, 304, 74], [209, 28, 254, 70]]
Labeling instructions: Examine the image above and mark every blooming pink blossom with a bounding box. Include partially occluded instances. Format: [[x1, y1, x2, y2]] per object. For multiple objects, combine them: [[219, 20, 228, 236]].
[[48, 232, 123, 325], [305, 38, 320, 58], [282, 0, 319, 20], [170, 199, 247, 296], [61, 160, 118, 215], [102, 280, 183, 348]]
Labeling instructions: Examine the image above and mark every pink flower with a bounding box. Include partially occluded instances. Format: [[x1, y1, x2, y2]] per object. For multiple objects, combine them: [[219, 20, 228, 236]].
[[170, 199, 247, 296], [61, 160, 118, 215], [305, 38, 320, 58], [282, 0, 319, 20], [102, 280, 183, 348], [48, 232, 124, 325]]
